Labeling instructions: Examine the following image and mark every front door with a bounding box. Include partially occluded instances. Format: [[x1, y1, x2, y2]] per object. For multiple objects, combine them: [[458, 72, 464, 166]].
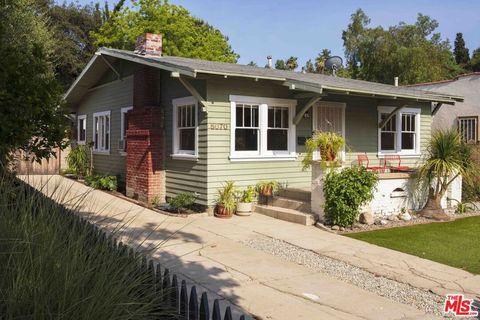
[[312, 101, 346, 159]]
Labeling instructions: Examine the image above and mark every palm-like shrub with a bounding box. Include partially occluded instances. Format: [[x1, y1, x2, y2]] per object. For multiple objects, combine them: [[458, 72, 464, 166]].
[[417, 130, 476, 217], [302, 131, 345, 170]]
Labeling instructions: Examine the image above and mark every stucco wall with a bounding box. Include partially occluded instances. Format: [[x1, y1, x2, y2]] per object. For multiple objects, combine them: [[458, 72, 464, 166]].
[[413, 74, 480, 132]]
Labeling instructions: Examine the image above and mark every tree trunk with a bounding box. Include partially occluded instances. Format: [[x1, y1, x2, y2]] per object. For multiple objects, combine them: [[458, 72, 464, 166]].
[[418, 192, 450, 221]]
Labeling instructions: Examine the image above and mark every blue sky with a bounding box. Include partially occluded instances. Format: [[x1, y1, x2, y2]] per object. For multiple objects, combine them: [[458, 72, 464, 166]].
[[73, 0, 480, 67]]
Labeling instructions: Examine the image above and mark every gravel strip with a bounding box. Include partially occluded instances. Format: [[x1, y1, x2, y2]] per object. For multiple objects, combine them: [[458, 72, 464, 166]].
[[241, 236, 451, 318]]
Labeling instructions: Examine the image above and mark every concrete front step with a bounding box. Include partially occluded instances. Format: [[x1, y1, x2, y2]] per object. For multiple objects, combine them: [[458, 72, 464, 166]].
[[271, 196, 311, 213], [254, 204, 317, 225], [278, 188, 311, 202]]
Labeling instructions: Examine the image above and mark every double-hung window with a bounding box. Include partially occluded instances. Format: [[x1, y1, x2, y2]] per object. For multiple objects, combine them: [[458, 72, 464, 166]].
[[93, 111, 111, 153], [77, 115, 86, 144], [172, 97, 198, 159], [458, 116, 478, 143], [378, 106, 420, 156], [120, 106, 133, 152], [230, 95, 296, 161]]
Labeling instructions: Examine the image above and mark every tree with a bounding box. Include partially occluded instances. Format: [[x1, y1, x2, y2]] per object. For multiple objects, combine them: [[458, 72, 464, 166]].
[[0, 0, 68, 163], [417, 130, 476, 220], [342, 10, 464, 84], [247, 61, 258, 67], [315, 49, 331, 73], [467, 48, 480, 71], [454, 33, 470, 65], [92, 0, 238, 63], [275, 57, 298, 71], [303, 59, 315, 73]]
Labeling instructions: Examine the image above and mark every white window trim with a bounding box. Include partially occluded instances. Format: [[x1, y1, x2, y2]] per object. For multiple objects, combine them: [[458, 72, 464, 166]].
[[77, 114, 87, 145], [229, 95, 297, 161], [92, 110, 111, 154], [377, 106, 421, 157], [312, 101, 346, 161], [119, 106, 133, 156], [172, 96, 198, 161]]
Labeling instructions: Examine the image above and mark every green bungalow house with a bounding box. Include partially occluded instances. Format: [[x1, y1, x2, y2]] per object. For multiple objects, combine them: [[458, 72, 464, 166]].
[[65, 34, 462, 220]]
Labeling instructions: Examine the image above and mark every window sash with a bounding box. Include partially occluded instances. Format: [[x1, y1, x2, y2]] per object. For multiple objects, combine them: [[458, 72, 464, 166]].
[[378, 108, 420, 154], [93, 112, 110, 152], [77, 115, 86, 143], [173, 97, 198, 156], [458, 117, 478, 143]]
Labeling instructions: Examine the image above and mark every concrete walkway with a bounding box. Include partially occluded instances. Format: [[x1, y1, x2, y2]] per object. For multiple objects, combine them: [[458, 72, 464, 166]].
[[21, 175, 479, 319]]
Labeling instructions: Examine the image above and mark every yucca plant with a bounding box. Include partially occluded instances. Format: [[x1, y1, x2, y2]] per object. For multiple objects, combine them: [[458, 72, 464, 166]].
[[0, 172, 178, 319], [417, 130, 476, 219]]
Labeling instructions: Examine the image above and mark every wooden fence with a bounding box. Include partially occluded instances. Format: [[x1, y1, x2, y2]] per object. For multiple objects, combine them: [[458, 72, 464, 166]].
[[12, 149, 61, 175], [88, 222, 248, 320]]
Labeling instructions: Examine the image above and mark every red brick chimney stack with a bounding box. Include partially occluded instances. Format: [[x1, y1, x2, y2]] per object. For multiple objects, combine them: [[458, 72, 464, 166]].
[[134, 33, 162, 57]]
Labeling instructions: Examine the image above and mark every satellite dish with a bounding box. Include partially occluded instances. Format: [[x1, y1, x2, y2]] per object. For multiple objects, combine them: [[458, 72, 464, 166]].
[[325, 56, 343, 76]]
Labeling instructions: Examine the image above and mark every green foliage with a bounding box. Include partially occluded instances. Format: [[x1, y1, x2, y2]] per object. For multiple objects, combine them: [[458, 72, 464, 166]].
[[0, 0, 69, 163], [167, 192, 196, 212], [85, 174, 118, 191], [255, 180, 279, 195], [275, 56, 298, 71], [66, 144, 91, 177], [342, 9, 465, 84], [462, 177, 480, 202], [302, 131, 345, 170], [239, 186, 257, 203], [92, 0, 238, 63], [451, 199, 477, 214], [323, 166, 378, 227], [151, 195, 162, 206], [467, 48, 480, 72], [215, 181, 237, 212], [0, 173, 174, 318], [417, 130, 477, 203], [454, 32, 470, 65]]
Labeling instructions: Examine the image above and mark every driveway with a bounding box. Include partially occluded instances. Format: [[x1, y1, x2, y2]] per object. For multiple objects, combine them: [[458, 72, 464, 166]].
[[21, 175, 479, 319]]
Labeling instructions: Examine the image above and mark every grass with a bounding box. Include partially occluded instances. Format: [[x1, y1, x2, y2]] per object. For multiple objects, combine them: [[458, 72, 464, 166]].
[[346, 216, 480, 274], [0, 172, 176, 319]]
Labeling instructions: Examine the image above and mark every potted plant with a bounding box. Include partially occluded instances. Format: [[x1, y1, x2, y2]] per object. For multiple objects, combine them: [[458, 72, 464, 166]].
[[302, 131, 345, 170], [236, 186, 257, 216], [256, 181, 279, 197], [214, 181, 237, 218]]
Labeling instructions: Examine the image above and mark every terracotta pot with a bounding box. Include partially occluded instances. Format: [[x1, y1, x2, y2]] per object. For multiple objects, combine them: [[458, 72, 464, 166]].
[[261, 186, 273, 197], [214, 204, 233, 218], [236, 202, 253, 216]]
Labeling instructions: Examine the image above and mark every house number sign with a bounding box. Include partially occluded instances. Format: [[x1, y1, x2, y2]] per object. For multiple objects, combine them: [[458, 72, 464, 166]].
[[209, 123, 229, 130]]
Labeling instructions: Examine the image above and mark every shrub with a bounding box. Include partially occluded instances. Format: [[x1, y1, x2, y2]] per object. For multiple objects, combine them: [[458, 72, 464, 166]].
[[239, 186, 257, 203], [0, 173, 174, 318], [215, 181, 237, 212], [323, 166, 378, 227], [167, 192, 196, 212], [85, 175, 117, 191], [66, 144, 90, 177]]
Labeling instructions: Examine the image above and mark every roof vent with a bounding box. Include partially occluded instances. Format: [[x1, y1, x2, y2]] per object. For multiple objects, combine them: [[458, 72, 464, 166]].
[[267, 55, 272, 69], [134, 33, 162, 57]]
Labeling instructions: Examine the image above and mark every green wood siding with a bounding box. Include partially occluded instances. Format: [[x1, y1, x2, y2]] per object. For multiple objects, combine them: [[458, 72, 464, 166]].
[[75, 76, 133, 180], [162, 72, 209, 204]]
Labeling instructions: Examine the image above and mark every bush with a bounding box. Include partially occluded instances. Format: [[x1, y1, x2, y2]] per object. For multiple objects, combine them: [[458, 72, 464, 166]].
[[167, 192, 196, 212], [323, 166, 378, 227], [66, 144, 90, 177], [0, 173, 174, 318], [85, 175, 117, 191]]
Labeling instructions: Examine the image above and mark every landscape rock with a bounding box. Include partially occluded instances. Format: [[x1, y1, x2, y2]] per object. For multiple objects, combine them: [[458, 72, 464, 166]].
[[339, 226, 345, 231], [380, 219, 388, 225], [359, 212, 374, 225], [399, 213, 412, 221], [387, 215, 399, 221], [331, 225, 340, 231]]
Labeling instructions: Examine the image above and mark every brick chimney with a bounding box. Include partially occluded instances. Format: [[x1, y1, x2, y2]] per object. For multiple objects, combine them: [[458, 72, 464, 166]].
[[134, 33, 162, 57]]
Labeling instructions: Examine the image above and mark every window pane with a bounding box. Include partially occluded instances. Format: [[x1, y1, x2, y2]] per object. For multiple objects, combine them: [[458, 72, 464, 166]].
[[267, 130, 288, 150], [244, 106, 251, 127], [268, 108, 274, 127], [94, 118, 98, 148], [381, 114, 396, 131], [236, 105, 243, 127], [252, 106, 258, 127], [235, 129, 258, 151], [274, 108, 282, 128], [282, 109, 289, 128], [381, 132, 395, 150], [402, 133, 415, 150], [179, 128, 195, 151]]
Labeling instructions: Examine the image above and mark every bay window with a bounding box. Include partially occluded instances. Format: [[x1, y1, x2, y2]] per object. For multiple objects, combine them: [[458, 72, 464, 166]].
[[378, 107, 420, 156], [93, 111, 110, 153], [230, 95, 296, 161]]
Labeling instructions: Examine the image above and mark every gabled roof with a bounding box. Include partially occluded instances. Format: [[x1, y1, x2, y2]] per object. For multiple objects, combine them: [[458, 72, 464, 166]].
[[65, 47, 464, 107]]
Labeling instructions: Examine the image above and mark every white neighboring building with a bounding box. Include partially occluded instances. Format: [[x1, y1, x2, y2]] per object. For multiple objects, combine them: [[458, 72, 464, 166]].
[[410, 73, 480, 142]]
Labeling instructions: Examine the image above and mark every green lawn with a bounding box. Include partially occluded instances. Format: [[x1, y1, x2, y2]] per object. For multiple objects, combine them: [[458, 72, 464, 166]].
[[346, 216, 480, 274]]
